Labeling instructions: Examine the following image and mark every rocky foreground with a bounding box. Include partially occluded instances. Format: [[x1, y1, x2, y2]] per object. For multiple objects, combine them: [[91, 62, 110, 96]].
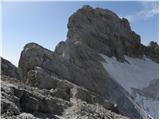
[[1, 5, 159, 119], [1, 74, 128, 119]]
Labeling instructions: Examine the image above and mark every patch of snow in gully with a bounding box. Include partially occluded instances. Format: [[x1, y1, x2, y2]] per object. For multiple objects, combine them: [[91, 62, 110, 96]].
[[101, 54, 158, 94], [101, 54, 159, 118]]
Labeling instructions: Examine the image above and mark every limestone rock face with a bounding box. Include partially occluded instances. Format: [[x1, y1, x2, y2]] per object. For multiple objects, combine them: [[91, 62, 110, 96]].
[[2, 5, 158, 119], [19, 42, 151, 118], [67, 5, 158, 62], [17, 6, 154, 119], [67, 5, 143, 61], [19, 42, 108, 97]]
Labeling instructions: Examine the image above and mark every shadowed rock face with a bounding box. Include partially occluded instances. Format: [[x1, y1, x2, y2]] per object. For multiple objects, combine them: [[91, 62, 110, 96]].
[[17, 6, 157, 119], [1, 57, 20, 79], [144, 41, 159, 63]]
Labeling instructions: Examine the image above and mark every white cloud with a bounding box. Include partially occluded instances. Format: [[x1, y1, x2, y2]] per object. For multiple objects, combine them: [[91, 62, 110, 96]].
[[125, 2, 158, 22]]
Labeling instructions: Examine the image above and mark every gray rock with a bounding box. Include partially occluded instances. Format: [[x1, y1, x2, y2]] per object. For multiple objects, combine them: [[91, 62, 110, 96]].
[[17, 5, 154, 119], [67, 6, 145, 60], [1, 75, 71, 117], [63, 100, 128, 119], [144, 41, 159, 63], [1, 75, 127, 119], [16, 113, 37, 119], [25, 67, 116, 110], [1, 57, 20, 79]]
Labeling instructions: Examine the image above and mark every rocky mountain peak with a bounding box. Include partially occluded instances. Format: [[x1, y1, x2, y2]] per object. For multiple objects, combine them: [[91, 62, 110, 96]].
[[1, 5, 158, 119], [67, 5, 158, 62]]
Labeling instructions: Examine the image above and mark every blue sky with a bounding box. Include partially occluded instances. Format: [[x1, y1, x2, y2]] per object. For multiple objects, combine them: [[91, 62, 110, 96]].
[[2, 1, 159, 66]]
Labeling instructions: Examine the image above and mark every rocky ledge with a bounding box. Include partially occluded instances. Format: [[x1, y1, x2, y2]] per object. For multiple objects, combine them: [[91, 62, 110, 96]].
[[1, 74, 128, 119]]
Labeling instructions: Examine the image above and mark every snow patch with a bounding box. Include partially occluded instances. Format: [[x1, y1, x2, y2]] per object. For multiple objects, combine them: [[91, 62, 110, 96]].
[[101, 54, 159, 118], [101, 55, 158, 93], [134, 93, 158, 118]]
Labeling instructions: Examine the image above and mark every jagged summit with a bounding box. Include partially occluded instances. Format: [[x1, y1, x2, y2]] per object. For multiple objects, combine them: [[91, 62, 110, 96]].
[[67, 5, 158, 62], [1, 5, 159, 119]]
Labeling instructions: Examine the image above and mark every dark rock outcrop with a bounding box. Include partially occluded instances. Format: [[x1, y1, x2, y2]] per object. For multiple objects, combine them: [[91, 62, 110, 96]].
[[1, 57, 20, 79], [145, 41, 159, 63]]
